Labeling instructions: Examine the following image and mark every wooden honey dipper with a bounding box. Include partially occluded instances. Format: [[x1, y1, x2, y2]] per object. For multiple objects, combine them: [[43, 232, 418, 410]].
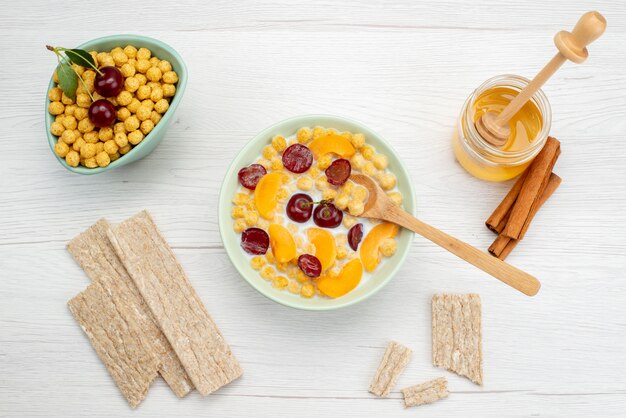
[[476, 11, 607, 147]]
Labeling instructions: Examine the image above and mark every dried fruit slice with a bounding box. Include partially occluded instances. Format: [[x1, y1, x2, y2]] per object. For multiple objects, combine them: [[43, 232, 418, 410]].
[[307, 228, 336, 271], [254, 172, 286, 219], [308, 133, 356, 159], [325, 158, 351, 186], [297, 254, 322, 278], [360, 223, 399, 272], [241, 227, 270, 255], [238, 164, 267, 190], [282, 144, 313, 173], [347, 223, 364, 251], [317, 258, 363, 298], [268, 223, 297, 263]]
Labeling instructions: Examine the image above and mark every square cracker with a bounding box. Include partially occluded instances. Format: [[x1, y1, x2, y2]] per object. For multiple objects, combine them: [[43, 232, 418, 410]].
[[107, 211, 243, 396], [68, 281, 160, 408], [432, 294, 482, 385], [369, 341, 413, 397], [401, 377, 449, 408], [67, 219, 193, 397]]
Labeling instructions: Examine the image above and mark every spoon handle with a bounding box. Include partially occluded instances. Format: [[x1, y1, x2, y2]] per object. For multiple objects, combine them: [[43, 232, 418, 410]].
[[386, 205, 541, 296]]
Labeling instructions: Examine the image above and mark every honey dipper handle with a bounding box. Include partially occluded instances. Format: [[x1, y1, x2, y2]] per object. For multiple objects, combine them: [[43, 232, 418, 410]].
[[386, 205, 541, 296]]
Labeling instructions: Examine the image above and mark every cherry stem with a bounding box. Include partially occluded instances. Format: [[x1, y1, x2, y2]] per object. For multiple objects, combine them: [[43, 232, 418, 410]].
[[301, 199, 333, 208]]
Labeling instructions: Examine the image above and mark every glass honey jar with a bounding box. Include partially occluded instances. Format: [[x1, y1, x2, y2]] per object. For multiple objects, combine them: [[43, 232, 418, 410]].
[[453, 75, 552, 181]]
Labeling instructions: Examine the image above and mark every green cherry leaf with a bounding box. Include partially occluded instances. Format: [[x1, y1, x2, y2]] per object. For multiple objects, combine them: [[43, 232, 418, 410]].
[[65, 48, 96, 70], [57, 62, 78, 99]]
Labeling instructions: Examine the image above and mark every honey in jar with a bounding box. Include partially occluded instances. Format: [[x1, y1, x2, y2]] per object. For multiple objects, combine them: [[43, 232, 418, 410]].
[[453, 75, 551, 181]]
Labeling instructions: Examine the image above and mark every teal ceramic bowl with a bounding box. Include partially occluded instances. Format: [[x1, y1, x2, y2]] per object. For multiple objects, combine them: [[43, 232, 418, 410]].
[[219, 115, 416, 310], [44, 34, 188, 174]]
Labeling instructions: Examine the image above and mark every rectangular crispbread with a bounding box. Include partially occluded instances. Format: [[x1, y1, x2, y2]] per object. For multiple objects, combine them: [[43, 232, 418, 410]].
[[107, 211, 243, 396], [368, 341, 413, 397], [67, 219, 193, 397], [68, 281, 160, 408], [432, 294, 482, 385], [401, 377, 449, 408]]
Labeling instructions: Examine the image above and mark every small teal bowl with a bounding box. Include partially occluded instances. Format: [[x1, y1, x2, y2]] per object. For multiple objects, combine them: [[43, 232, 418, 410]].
[[45, 34, 188, 174], [219, 115, 416, 310]]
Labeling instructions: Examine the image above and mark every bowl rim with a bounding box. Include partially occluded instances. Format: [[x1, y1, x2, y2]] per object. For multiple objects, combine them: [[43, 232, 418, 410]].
[[218, 114, 416, 311], [44, 34, 188, 175]]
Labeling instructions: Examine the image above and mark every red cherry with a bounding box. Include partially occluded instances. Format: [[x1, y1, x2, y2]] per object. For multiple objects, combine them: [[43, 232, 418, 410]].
[[241, 228, 270, 255], [88, 99, 116, 127], [282, 144, 313, 173], [325, 158, 351, 186], [298, 254, 322, 278], [94, 66, 124, 97], [348, 223, 364, 251], [313, 203, 343, 228], [238, 164, 266, 190], [286, 193, 313, 223]]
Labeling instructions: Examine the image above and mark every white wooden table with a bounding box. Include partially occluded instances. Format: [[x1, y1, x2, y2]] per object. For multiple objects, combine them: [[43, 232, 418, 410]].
[[1, 1, 625, 417]]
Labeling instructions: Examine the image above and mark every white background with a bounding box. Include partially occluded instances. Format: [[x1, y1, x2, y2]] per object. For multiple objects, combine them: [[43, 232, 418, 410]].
[[1, 1, 625, 417]]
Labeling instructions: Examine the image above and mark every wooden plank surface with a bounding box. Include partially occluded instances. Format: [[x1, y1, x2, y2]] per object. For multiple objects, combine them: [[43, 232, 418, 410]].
[[1, 0, 625, 416]]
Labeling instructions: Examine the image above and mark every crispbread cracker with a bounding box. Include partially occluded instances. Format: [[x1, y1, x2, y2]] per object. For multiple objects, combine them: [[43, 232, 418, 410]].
[[401, 377, 449, 408], [432, 294, 482, 385], [107, 211, 243, 396], [368, 341, 413, 397], [67, 219, 193, 397], [68, 282, 160, 408]]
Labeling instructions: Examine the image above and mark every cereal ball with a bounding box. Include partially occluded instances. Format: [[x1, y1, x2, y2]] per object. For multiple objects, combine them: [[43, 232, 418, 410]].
[[83, 77, 95, 93], [128, 130, 144, 145], [312, 126, 325, 141], [135, 59, 151, 74], [294, 127, 311, 144], [124, 116, 140, 132], [379, 173, 397, 190], [232, 206, 245, 218], [111, 46, 123, 54], [342, 214, 357, 229], [334, 193, 350, 210], [387, 192, 403, 206], [127, 98, 141, 113], [117, 90, 133, 106], [136, 47, 151, 60], [250, 256, 266, 270], [362, 161, 376, 176], [76, 93, 91, 108], [52, 70, 59, 83], [140, 120, 154, 135], [61, 130, 76, 144], [352, 186, 368, 201], [300, 282, 315, 298], [117, 107, 131, 121], [341, 181, 354, 194], [135, 73, 147, 86], [112, 51, 128, 66], [260, 265, 276, 280], [322, 188, 337, 201], [113, 122, 126, 134], [119, 144, 132, 155], [72, 137, 86, 152], [348, 201, 365, 216], [162, 83, 176, 97], [48, 87, 62, 102], [62, 115, 77, 130], [100, 56, 115, 67], [336, 246, 348, 260], [54, 141, 69, 157], [154, 99, 169, 114], [149, 57, 160, 67], [83, 131, 98, 143], [98, 127, 113, 141], [95, 151, 111, 167], [136, 106, 151, 121], [48, 101, 64, 115], [271, 135, 287, 152], [150, 111, 162, 125], [380, 238, 397, 257], [50, 122, 65, 136], [114, 132, 129, 148], [124, 77, 140, 93], [296, 176, 313, 191], [150, 86, 163, 102], [244, 211, 259, 226], [287, 281, 301, 294], [83, 157, 98, 168], [80, 143, 97, 159], [276, 188, 289, 202], [232, 192, 250, 205], [76, 118, 94, 135], [96, 52, 109, 63], [55, 115, 65, 123], [314, 176, 328, 190], [120, 63, 136, 78], [262, 145, 277, 160], [272, 276, 288, 289], [104, 139, 120, 155], [64, 104, 76, 116], [65, 150, 79, 167], [136, 85, 151, 100], [308, 166, 320, 178], [141, 99, 154, 111], [74, 107, 88, 121], [270, 157, 283, 171], [110, 152, 121, 162], [82, 70, 96, 81], [372, 154, 388, 170], [123, 45, 137, 59], [361, 145, 375, 160], [162, 71, 178, 84], [61, 92, 74, 105], [146, 67, 162, 82], [317, 154, 332, 169], [351, 133, 365, 149], [157, 60, 172, 73], [95, 142, 105, 154]]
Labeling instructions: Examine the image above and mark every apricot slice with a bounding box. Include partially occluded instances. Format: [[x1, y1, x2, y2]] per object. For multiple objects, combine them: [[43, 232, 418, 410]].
[[318, 259, 363, 298], [360, 223, 399, 272], [268, 224, 297, 263], [254, 172, 286, 219], [307, 228, 336, 271], [308, 134, 356, 159]]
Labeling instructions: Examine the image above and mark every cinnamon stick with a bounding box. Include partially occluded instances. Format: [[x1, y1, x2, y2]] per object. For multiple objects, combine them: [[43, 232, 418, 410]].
[[489, 173, 561, 260], [502, 137, 561, 240], [485, 169, 529, 233]]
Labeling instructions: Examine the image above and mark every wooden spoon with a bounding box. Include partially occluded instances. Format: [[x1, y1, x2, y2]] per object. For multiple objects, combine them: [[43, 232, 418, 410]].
[[350, 174, 541, 296], [476, 11, 607, 147]]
